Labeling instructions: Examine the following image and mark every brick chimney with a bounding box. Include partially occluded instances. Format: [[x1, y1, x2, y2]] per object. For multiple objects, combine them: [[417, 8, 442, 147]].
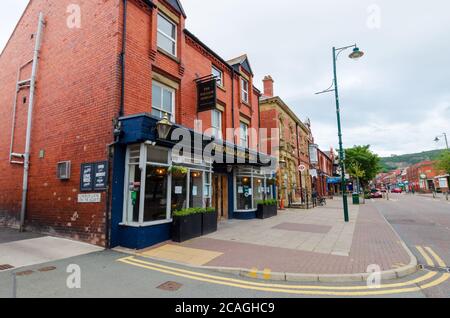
[[263, 75, 274, 97]]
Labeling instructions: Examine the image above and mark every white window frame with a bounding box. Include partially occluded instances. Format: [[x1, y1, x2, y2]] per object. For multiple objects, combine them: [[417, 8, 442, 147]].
[[122, 145, 214, 227], [241, 78, 249, 103], [240, 122, 249, 148], [152, 81, 175, 122], [212, 65, 223, 87], [122, 144, 173, 227], [211, 109, 223, 140], [157, 13, 177, 57]]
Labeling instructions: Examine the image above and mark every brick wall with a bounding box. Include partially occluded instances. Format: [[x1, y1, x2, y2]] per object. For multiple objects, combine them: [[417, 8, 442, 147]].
[[0, 0, 121, 245]]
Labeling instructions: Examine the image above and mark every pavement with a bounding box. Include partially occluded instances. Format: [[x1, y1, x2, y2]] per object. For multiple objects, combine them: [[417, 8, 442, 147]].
[[128, 198, 417, 282], [0, 227, 103, 270], [0, 194, 449, 298]]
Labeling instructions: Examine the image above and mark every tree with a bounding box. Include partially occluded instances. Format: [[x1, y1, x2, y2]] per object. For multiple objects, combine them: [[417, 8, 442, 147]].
[[344, 145, 381, 188], [347, 162, 365, 193], [435, 151, 450, 174]]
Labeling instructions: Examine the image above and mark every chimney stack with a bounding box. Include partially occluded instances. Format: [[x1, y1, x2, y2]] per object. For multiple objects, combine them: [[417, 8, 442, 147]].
[[263, 75, 274, 97]]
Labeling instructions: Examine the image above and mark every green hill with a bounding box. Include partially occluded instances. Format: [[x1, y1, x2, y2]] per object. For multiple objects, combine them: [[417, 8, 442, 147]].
[[380, 150, 444, 172]]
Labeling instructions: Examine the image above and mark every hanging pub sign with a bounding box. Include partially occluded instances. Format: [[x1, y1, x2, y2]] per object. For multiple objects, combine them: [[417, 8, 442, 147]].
[[309, 144, 319, 165], [197, 77, 217, 113], [80, 161, 109, 192]]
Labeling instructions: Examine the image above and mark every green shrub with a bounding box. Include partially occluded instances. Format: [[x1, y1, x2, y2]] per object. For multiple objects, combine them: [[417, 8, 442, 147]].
[[256, 199, 278, 206], [173, 207, 216, 217]]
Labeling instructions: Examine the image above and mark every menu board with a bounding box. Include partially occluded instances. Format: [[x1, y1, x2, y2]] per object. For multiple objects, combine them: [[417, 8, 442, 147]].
[[80, 161, 109, 192], [80, 163, 94, 192], [94, 162, 108, 191]]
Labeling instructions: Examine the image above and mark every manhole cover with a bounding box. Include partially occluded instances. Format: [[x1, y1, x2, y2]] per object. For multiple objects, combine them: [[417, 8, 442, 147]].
[[0, 264, 14, 271], [38, 266, 56, 272], [157, 281, 183, 292]]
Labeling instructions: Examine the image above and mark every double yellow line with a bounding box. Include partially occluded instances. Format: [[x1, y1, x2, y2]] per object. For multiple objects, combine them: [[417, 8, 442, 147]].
[[416, 246, 447, 268], [117, 254, 449, 296]]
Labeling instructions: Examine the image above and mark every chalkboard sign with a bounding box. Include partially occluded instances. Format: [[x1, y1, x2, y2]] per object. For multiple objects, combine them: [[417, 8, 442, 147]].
[[197, 78, 217, 113], [94, 161, 108, 191], [80, 161, 109, 192], [80, 163, 94, 192]]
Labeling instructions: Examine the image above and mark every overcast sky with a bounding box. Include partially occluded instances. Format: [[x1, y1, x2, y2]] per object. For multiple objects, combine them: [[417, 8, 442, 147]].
[[1, 0, 449, 157]]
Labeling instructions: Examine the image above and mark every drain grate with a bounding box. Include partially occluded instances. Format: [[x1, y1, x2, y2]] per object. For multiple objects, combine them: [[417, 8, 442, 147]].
[[419, 264, 450, 273], [0, 264, 14, 271], [157, 281, 183, 292]]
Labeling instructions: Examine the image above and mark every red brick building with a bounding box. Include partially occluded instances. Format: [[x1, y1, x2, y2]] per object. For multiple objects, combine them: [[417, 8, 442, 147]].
[[259, 76, 313, 207], [315, 149, 334, 197], [0, 0, 274, 249], [407, 161, 441, 193]]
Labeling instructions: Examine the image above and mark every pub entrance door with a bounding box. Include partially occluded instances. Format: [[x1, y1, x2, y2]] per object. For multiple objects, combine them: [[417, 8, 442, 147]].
[[213, 174, 228, 221]]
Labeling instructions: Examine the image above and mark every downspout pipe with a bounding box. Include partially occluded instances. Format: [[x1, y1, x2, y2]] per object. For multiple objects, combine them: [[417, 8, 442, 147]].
[[231, 69, 236, 145], [20, 12, 45, 232], [119, 0, 128, 118]]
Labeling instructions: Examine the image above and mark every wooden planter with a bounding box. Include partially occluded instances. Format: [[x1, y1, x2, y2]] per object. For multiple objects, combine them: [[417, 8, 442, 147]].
[[256, 204, 278, 219], [202, 210, 218, 235], [171, 213, 202, 243]]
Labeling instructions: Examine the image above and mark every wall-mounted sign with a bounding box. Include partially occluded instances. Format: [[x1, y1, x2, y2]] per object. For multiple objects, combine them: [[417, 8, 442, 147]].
[[310, 169, 318, 178], [197, 78, 217, 113], [80, 163, 94, 192], [420, 173, 427, 180], [299, 164, 306, 172], [94, 161, 108, 191], [78, 193, 102, 203], [80, 161, 109, 192]]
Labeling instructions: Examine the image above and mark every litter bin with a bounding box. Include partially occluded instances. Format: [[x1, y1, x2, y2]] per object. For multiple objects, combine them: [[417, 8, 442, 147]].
[[352, 193, 360, 205]]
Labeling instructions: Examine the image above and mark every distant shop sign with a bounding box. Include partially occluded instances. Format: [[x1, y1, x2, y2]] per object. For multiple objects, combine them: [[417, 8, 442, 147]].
[[439, 177, 448, 188], [309, 144, 319, 165], [197, 78, 217, 113]]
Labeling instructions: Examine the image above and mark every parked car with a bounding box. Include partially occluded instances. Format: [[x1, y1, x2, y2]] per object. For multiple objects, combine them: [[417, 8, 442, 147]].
[[391, 188, 403, 194], [370, 191, 383, 199]]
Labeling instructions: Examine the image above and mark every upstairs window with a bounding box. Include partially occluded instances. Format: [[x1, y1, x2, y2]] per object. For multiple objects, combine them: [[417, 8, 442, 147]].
[[157, 13, 177, 56], [152, 81, 175, 122], [211, 110, 222, 140], [212, 66, 223, 87], [240, 122, 249, 148], [241, 78, 249, 103]]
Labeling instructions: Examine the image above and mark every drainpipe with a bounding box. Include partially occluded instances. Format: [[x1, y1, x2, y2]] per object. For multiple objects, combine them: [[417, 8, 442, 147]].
[[19, 12, 45, 232], [119, 0, 128, 118], [231, 69, 236, 144], [296, 124, 302, 202]]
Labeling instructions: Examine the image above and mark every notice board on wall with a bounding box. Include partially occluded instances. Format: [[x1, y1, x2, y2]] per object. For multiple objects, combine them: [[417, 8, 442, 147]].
[[80, 161, 109, 192]]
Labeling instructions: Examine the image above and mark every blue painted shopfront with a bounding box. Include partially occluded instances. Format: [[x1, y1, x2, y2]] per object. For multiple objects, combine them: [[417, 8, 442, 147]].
[[110, 113, 275, 249]]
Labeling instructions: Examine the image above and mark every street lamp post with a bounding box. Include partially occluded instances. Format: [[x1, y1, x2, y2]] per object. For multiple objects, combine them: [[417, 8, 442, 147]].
[[434, 133, 449, 150], [317, 44, 365, 223]]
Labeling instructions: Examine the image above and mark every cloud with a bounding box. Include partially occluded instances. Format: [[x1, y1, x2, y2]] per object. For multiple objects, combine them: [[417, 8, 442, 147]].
[[2, 0, 449, 157]]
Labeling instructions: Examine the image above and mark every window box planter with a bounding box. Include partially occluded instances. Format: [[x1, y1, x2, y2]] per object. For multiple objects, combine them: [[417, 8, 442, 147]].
[[202, 210, 218, 235], [171, 213, 202, 243], [256, 200, 278, 219]]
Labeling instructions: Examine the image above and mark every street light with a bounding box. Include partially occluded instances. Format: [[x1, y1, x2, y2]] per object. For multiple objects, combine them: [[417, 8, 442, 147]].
[[434, 133, 449, 150], [156, 113, 173, 140], [316, 44, 365, 223]]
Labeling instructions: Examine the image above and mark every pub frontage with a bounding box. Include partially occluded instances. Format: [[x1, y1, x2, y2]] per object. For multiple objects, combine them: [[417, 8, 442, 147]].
[[110, 114, 276, 249]]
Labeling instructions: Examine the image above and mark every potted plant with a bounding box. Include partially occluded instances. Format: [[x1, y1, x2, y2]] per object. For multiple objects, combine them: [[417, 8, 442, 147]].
[[171, 208, 202, 243], [202, 207, 218, 235], [168, 165, 188, 178], [256, 199, 278, 219]]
